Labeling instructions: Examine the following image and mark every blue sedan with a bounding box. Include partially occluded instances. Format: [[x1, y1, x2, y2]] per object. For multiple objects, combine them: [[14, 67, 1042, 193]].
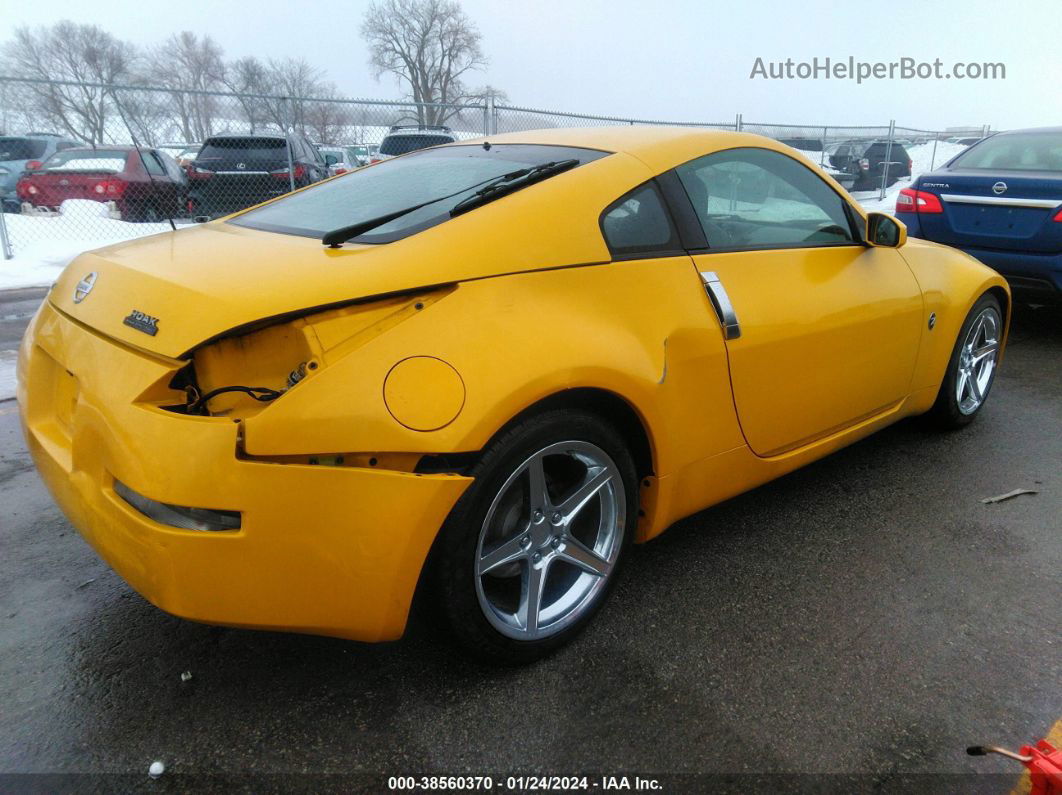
[[895, 127, 1062, 304]]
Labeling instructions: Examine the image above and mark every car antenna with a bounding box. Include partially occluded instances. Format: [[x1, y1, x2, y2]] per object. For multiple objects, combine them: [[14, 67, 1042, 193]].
[[111, 95, 177, 232]]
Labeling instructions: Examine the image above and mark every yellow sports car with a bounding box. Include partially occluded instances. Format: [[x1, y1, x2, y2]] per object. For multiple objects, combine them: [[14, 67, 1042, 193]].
[[17, 128, 1009, 663]]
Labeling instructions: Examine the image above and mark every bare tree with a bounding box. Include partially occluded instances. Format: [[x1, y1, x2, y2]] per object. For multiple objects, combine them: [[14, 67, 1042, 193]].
[[303, 89, 355, 143], [222, 56, 272, 134], [263, 58, 330, 135], [142, 32, 226, 141], [0, 21, 136, 143], [362, 0, 496, 125]]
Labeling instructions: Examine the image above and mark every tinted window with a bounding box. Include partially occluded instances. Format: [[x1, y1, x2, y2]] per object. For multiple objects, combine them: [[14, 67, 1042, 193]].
[[379, 134, 454, 156], [198, 137, 288, 162], [143, 151, 167, 176], [42, 149, 128, 172], [232, 143, 607, 241], [0, 137, 47, 160], [677, 148, 857, 250], [950, 131, 1062, 172], [601, 183, 679, 256]]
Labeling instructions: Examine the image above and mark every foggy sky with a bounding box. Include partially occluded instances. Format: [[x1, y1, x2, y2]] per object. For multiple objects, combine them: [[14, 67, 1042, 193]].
[[2, 0, 1059, 130]]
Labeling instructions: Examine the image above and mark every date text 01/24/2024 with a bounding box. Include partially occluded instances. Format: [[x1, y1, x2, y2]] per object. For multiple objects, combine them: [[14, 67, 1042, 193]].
[[386, 775, 663, 791]]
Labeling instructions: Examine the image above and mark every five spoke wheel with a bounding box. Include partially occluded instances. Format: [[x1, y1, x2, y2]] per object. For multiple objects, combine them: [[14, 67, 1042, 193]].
[[956, 306, 1001, 415], [475, 440, 625, 641]]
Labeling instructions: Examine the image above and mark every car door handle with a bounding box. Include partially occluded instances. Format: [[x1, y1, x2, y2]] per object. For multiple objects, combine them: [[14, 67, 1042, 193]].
[[699, 271, 741, 340]]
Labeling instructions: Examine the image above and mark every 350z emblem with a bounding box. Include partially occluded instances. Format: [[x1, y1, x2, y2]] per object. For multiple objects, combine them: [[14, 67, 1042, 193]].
[[123, 309, 159, 336]]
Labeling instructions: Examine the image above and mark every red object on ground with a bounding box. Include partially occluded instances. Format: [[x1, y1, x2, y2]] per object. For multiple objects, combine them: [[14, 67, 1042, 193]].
[[1023, 740, 1062, 795]]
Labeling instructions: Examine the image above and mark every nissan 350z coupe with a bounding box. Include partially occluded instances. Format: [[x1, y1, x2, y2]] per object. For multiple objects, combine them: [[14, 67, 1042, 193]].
[[17, 128, 1009, 664]]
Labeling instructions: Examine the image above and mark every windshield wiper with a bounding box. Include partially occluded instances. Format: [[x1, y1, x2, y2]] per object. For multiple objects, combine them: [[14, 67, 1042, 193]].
[[321, 159, 582, 247], [449, 159, 580, 217], [322, 199, 441, 247]]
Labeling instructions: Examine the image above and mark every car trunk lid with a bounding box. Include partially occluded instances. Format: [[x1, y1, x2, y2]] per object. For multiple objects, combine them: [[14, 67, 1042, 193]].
[[27, 151, 130, 206], [914, 170, 1062, 253]]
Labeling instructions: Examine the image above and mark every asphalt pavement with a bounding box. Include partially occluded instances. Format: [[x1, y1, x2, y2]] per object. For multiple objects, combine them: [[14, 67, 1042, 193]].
[[0, 298, 1059, 792]]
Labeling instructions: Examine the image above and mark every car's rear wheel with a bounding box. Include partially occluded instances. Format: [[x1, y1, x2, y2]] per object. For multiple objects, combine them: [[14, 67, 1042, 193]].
[[433, 410, 637, 665], [927, 293, 1003, 429]]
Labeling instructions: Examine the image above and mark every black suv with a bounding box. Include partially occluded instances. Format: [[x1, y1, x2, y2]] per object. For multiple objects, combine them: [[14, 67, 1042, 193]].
[[827, 139, 912, 190], [187, 133, 328, 218], [376, 125, 456, 161]]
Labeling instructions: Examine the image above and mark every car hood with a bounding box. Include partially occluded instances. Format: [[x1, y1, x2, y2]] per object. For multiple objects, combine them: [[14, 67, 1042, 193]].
[[46, 155, 639, 358]]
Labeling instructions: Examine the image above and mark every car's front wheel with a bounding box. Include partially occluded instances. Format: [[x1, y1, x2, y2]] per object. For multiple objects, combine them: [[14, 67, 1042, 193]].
[[927, 293, 1003, 428], [433, 409, 637, 665]]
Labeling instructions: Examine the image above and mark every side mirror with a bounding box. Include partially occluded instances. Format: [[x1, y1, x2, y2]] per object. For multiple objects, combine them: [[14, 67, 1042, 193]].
[[866, 212, 907, 248]]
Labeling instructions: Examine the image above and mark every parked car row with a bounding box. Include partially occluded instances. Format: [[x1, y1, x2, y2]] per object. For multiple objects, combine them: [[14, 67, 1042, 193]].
[[826, 139, 913, 190], [2, 126, 456, 222], [14, 145, 188, 221]]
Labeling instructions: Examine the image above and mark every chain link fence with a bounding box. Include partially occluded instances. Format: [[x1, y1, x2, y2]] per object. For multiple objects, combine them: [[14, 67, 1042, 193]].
[[0, 76, 992, 261]]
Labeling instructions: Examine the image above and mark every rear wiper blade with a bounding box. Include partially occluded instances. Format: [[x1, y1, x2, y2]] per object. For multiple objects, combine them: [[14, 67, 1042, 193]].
[[322, 200, 438, 247], [449, 159, 580, 217], [321, 165, 543, 247]]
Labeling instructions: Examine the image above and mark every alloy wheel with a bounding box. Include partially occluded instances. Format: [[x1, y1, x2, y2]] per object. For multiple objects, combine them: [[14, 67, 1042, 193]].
[[956, 306, 1001, 415], [474, 440, 625, 641]]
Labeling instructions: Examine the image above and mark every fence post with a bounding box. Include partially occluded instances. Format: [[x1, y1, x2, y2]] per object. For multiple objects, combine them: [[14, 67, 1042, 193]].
[[981, 123, 990, 138], [735, 113, 743, 132], [483, 100, 490, 136], [0, 207, 12, 259], [879, 119, 896, 201], [487, 96, 496, 136], [820, 126, 828, 167], [929, 135, 939, 171]]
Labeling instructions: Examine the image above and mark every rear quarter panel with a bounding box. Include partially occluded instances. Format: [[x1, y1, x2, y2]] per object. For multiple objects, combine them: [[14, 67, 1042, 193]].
[[243, 256, 745, 491]]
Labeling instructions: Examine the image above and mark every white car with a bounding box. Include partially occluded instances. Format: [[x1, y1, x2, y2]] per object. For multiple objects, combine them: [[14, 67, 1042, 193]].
[[374, 125, 456, 162]]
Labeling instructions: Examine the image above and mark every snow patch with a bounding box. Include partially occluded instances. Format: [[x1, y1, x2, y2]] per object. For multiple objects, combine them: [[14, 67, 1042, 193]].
[[47, 158, 125, 172], [0, 350, 17, 402], [1, 204, 180, 290]]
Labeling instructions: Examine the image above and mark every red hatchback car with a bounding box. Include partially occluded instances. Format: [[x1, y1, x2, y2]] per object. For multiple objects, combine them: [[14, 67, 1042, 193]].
[[16, 146, 188, 222]]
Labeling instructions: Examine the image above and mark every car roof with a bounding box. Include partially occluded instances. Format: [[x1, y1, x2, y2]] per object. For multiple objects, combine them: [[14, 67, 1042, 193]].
[[204, 133, 290, 141], [385, 130, 454, 137], [993, 126, 1062, 135], [440, 126, 841, 174], [56, 145, 136, 152]]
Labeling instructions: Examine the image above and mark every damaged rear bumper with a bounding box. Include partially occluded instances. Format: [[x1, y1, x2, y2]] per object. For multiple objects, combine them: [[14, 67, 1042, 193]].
[[17, 301, 471, 642]]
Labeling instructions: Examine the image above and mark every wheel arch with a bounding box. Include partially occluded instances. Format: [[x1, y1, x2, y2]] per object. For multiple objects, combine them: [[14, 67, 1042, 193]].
[[417, 386, 656, 482]]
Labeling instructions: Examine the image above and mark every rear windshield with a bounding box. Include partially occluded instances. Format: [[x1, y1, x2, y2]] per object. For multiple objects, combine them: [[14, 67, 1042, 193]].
[[231, 143, 607, 242], [0, 137, 48, 161], [950, 132, 1062, 172], [198, 138, 288, 161], [42, 149, 128, 172], [379, 133, 454, 156]]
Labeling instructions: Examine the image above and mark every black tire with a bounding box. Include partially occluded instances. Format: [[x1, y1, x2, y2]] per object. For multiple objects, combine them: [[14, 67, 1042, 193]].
[[926, 293, 1004, 429], [431, 409, 638, 665]]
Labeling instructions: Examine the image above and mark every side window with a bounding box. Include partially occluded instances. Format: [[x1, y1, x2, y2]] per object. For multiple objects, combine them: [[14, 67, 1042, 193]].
[[600, 182, 680, 258], [143, 151, 167, 176], [677, 148, 857, 250]]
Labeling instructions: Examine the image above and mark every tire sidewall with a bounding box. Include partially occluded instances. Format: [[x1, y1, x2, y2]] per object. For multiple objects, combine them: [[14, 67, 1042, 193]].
[[433, 409, 639, 665]]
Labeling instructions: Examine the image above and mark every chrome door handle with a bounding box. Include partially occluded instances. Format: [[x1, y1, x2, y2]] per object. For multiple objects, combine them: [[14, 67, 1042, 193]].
[[699, 271, 741, 340]]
